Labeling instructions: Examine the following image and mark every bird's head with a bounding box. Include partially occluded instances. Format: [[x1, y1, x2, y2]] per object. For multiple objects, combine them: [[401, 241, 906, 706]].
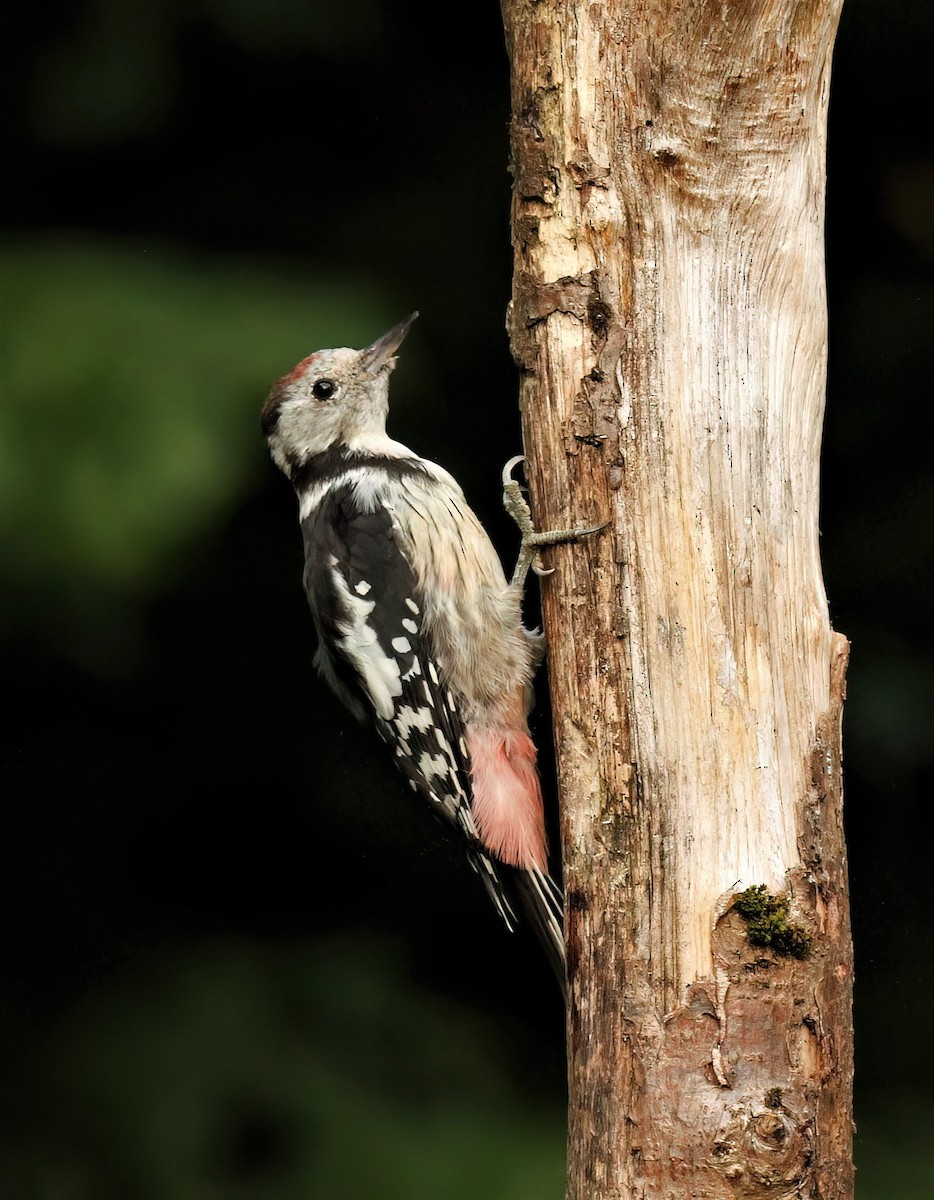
[[261, 312, 418, 474]]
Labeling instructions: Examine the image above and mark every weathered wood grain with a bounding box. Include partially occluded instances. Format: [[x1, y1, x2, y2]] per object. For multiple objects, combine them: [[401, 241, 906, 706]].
[[500, 2, 853, 1195]]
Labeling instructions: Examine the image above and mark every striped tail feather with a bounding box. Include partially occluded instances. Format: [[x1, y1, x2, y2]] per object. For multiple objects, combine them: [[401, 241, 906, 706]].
[[468, 850, 567, 1002], [512, 864, 567, 1002], [468, 846, 518, 931]]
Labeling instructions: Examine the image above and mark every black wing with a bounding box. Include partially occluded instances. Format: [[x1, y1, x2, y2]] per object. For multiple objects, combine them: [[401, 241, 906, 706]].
[[302, 483, 517, 928]]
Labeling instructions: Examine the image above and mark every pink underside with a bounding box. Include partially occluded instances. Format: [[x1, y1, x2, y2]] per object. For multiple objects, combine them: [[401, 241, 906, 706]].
[[466, 723, 547, 871]]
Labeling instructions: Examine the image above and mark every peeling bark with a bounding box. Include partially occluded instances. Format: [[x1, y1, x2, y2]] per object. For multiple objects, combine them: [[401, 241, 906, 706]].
[[500, 1, 853, 1196]]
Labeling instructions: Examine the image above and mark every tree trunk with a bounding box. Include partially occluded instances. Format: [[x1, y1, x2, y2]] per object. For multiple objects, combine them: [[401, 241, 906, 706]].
[[500, 2, 853, 1197]]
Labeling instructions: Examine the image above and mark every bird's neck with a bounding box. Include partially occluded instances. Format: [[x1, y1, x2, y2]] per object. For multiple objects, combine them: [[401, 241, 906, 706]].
[[288, 434, 425, 502], [342, 430, 414, 459]]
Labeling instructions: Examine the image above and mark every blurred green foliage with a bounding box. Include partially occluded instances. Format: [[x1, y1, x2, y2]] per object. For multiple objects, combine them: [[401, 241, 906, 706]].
[[856, 1092, 934, 1200], [0, 938, 564, 1200], [0, 932, 928, 1198], [0, 239, 393, 668]]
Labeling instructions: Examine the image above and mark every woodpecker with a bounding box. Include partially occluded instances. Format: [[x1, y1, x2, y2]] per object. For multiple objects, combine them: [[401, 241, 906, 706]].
[[262, 314, 597, 996]]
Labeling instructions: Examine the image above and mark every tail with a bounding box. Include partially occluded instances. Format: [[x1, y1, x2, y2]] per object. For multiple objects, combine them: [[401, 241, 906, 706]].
[[512, 864, 567, 1003], [468, 850, 567, 1002], [463, 716, 565, 999]]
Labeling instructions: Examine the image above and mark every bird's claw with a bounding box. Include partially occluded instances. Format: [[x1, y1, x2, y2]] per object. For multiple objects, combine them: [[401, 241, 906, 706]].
[[501, 456, 606, 592], [502, 455, 526, 488]]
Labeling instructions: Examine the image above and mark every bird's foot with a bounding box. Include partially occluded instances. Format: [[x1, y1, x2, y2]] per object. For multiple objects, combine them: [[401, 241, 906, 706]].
[[502, 456, 606, 592]]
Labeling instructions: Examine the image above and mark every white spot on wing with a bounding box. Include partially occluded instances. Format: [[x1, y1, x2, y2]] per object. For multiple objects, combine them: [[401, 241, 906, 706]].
[[418, 752, 451, 781], [394, 704, 434, 737], [405, 598, 420, 614], [329, 568, 402, 720], [402, 618, 418, 634], [391, 636, 412, 654], [354, 580, 372, 596]]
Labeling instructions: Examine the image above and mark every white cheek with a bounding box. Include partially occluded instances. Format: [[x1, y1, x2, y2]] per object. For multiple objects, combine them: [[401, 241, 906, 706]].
[[269, 437, 292, 474], [280, 400, 341, 459]]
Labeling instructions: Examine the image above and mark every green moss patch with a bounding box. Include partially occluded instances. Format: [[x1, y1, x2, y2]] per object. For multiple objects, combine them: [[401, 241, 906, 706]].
[[734, 885, 812, 960]]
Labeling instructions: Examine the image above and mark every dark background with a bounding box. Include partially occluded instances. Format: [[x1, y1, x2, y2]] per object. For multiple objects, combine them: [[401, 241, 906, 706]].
[[2, 2, 932, 1197]]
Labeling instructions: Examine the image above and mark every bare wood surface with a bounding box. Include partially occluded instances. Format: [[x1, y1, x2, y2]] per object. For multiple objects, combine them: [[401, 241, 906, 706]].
[[500, 1, 853, 1196]]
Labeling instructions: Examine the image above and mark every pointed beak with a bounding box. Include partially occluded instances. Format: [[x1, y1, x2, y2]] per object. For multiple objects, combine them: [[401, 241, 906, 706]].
[[359, 312, 419, 374]]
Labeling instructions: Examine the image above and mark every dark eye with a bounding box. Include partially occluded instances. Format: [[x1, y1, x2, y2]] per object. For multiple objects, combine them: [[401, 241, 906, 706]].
[[312, 379, 336, 400]]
